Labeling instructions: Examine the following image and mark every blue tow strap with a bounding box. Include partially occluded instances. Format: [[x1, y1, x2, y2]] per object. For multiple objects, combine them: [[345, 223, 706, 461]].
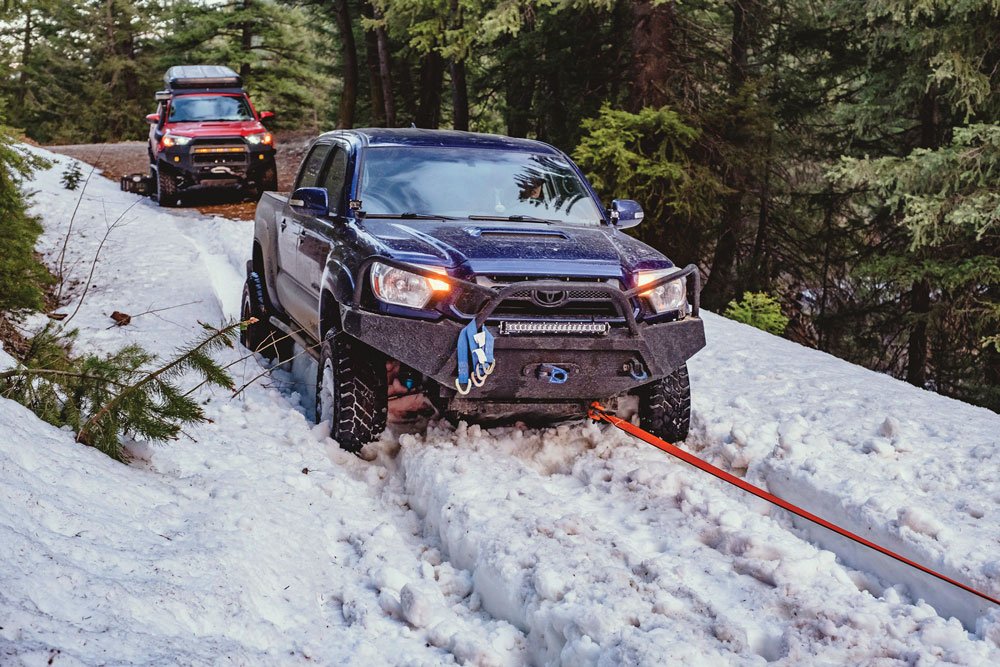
[[455, 320, 495, 394]]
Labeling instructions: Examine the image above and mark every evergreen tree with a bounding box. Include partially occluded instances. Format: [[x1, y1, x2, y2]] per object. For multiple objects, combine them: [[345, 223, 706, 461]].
[[0, 127, 51, 311]]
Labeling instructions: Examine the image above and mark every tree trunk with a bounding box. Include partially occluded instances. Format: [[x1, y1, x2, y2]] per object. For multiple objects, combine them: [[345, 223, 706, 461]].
[[702, 0, 752, 309], [450, 59, 468, 131], [416, 50, 443, 128], [904, 88, 942, 386], [447, 0, 468, 131], [750, 130, 773, 291], [905, 279, 931, 387], [240, 0, 254, 80], [628, 0, 676, 111], [374, 13, 396, 126], [503, 38, 534, 139], [333, 0, 358, 128], [361, 3, 385, 125], [16, 8, 32, 110]]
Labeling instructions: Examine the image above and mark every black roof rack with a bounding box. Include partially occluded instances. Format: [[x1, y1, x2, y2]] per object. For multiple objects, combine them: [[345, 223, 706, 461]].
[[163, 65, 242, 91]]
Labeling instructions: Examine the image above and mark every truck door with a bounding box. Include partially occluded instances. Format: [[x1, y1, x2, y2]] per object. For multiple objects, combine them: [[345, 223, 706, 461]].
[[274, 141, 330, 329], [297, 144, 351, 337]]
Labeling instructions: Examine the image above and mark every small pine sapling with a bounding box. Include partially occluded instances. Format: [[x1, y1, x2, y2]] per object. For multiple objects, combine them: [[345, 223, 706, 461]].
[[60, 162, 84, 190], [724, 292, 789, 336]]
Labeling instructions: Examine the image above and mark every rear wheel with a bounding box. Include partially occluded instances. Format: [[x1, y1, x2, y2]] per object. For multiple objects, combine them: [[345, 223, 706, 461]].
[[316, 330, 388, 453], [240, 279, 293, 362], [637, 363, 691, 443]]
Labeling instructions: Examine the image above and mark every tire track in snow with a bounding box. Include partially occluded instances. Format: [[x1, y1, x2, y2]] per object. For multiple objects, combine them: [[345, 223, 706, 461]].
[[169, 212, 531, 664], [332, 435, 531, 665], [393, 420, 1000, 665]]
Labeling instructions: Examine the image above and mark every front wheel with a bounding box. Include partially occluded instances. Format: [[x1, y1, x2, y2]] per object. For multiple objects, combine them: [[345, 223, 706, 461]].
[[636, 363, 691, 443], [316, 331, 388, 453], [156, 165, 179, 207]]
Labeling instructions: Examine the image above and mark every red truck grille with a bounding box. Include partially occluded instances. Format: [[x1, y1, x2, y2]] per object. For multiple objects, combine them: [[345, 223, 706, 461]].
[[192, 145, 248, 167]]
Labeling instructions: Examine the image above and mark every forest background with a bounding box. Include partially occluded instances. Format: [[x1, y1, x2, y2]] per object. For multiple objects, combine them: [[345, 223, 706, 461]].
[[1, 0, 998, 411]]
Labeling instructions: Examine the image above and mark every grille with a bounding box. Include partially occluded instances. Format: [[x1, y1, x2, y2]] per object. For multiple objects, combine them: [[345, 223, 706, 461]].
[[479, 276, 627, 321], [191, 137, 246, 147], [192, 145, 248, 167], [492, 293, 620, 319]]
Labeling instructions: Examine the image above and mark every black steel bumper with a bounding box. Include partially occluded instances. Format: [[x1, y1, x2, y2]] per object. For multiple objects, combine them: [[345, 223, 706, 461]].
[[342, 258, 706, 401], [158, 145, 274, 189]]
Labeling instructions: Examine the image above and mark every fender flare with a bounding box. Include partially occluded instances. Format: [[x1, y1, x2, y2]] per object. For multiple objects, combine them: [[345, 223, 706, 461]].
[[319, 257, 356, 337]]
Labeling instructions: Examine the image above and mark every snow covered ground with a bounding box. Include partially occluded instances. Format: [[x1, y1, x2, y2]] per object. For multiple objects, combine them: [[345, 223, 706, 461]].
[[2, 146, 999, 665]]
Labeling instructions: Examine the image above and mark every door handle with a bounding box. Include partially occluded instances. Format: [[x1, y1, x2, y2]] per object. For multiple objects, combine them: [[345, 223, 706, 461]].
[[280, 218, 288, 232]]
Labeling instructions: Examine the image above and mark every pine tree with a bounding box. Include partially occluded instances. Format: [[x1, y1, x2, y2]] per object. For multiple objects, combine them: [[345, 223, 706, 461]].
[[0, 127, 51, 311], [724, 292, 789, 336]]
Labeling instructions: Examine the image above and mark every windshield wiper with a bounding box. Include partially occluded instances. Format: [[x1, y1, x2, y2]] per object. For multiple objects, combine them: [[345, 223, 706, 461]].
[[364, 212, 456, 220], [468, 214, 561, 224]]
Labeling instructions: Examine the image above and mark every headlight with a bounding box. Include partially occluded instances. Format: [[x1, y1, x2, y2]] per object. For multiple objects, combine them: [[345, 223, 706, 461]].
[[245, 132, 273, 145], [371, 263, 449, 309], [636, 270, 687, 314], [162, 133, 192, 147]]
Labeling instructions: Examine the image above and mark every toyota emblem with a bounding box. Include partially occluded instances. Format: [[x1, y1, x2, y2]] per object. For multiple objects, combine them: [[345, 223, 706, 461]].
[[531, 290, 568, 307]]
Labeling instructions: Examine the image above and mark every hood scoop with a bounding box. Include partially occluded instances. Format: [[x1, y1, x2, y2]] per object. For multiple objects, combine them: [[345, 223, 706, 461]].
[[471, 228, 569, 240]]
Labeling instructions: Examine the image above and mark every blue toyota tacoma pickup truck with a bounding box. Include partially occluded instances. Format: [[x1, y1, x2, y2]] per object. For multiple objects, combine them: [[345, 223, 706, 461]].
[[242, 128, 705, 451]]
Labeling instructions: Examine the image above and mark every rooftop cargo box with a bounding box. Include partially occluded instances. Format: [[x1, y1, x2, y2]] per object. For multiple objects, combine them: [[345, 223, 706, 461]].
[[163, 65, 242, 91]]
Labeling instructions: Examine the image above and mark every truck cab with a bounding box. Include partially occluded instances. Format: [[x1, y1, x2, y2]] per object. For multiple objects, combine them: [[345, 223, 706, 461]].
[[243, 129, 705, 452], [147, 65, 277, 206]]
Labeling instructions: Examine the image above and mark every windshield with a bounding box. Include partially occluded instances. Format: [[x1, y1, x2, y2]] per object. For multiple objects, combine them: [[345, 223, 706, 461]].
[[359, 146, 604, 225], [168, 95, 253, 122]]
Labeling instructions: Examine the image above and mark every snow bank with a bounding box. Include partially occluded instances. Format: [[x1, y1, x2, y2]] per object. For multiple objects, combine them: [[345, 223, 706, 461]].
[[1, 145, 999, 664], [689, 312, 1000, 627]]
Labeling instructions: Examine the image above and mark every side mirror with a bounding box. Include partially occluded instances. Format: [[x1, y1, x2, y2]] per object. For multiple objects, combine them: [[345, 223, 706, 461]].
[[145, 113, 160, 124], [610, 199, 644, 229], [260, 111, 275, 122], [289, 187, 329, 217]]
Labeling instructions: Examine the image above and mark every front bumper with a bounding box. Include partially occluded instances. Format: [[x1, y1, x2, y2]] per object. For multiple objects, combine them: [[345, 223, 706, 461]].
[[342, 307, 705, 400], [159, 143, 274, 189], [342, 258, 706, 401]]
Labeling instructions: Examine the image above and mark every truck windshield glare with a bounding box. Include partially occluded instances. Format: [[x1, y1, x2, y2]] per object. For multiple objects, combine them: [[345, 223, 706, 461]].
[[359, 147, 603, 226], [169, 95, 254, 122]]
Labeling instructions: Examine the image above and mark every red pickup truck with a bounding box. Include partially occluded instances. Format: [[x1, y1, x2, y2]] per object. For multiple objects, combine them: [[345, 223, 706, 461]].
[[146, 65, 277, 206]]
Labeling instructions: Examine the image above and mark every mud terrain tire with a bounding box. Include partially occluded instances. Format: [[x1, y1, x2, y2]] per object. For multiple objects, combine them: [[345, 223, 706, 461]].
[[637, 363, 691, 443], [156, 165, 179, 207], [316, 331, 388, 453], [240, 278, 293, 362]]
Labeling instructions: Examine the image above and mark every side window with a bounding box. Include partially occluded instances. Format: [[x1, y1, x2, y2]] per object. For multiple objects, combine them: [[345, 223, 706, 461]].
[[294, 144, 331, 190], [320, 147, 349, 215]]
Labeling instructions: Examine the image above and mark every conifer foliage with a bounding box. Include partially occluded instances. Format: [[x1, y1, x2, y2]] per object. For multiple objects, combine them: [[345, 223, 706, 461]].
[[0, 127, 51, 312], [724, 292, 789, 336], [0, 321, 245, 461]]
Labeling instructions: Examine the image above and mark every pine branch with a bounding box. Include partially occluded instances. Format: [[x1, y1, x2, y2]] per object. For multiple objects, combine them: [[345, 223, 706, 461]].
[[75, 320, 245, 448]]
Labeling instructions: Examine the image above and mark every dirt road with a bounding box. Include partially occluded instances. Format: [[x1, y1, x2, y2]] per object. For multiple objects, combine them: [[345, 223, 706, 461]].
[[47, 132, 314, 220]]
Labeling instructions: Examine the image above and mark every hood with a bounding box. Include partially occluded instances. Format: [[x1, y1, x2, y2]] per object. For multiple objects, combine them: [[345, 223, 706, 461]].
[[162, 120, 267, 139], [362, 219, 672, 279]]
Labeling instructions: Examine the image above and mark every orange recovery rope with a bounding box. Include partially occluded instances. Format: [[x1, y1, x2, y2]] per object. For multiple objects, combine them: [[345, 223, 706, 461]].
[[587, 402, 1000, 607]]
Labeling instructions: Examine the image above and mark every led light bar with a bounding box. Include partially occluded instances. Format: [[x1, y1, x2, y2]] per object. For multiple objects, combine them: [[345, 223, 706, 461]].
[[499, 321, 611, 336], [194, 147, 246, 154]]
